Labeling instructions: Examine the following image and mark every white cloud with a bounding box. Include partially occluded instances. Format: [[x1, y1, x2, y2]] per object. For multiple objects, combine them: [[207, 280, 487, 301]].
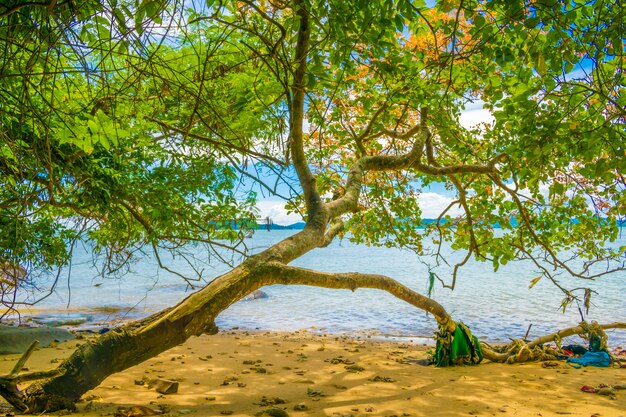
[[459, 107, 494, 128], [418, 192, 463, 218], [254, 200, 303, 225]]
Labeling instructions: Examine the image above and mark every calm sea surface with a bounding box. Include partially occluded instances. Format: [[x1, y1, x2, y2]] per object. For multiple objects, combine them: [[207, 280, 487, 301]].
[[11, 230, 626, 345]]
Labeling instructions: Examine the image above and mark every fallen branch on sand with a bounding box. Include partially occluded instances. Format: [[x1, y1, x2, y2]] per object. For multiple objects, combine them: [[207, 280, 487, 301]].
[[481, 321, 626, 364]]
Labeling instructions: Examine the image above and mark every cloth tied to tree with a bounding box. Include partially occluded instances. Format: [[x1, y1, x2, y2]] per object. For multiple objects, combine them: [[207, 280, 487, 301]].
[[433, 321, 483, 367], [565, 321, 611, 367], [566, 351, 611, 368]]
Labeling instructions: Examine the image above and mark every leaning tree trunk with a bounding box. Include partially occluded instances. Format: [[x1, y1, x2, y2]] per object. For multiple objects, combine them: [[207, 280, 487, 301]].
[[0, 227, 455, 413]]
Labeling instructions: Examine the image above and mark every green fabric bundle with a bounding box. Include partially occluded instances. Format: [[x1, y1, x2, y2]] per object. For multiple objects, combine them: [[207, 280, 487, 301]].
[[433, 321, 483, 367]]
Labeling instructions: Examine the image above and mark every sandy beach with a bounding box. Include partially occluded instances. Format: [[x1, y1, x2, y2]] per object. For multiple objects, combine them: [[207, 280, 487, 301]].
[[1, 330, 625, 417]]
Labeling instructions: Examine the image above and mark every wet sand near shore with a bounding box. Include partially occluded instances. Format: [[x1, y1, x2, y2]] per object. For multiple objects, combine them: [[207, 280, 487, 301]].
[[1, 330, 625, 417]]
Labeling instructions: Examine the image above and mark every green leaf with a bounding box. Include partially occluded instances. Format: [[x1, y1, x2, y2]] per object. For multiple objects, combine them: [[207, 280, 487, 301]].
[[394, 14, 404, 32], [93, 16, 111, 40], [524, 17, 540, 28], [100, 134, 111, 150], [489, 75, 501, 87], [551, 182, 564, 197], [143, 0, 160, 18], [87, 119, 99, 134], [473, 14, 485, 28], [117, 40, 128, 54]]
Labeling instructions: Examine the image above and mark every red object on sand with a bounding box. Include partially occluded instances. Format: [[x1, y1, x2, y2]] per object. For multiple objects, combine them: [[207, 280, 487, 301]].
[[580, 385, 598, 393]]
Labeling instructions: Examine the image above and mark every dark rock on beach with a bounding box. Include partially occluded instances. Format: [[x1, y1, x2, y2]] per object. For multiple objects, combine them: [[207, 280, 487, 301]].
[[0, 325, 75, 354], [241, 290, 268, 301], [260, 408, 289, 417], [149, 378, 179, 395]]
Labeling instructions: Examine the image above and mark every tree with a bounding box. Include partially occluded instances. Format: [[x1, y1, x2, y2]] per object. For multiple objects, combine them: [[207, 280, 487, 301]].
[[1, 0, 625, 412]]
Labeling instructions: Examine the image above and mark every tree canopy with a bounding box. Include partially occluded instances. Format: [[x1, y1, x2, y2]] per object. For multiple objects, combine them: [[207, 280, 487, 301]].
[[1, 0, 624, 316], [1, 0, 626, 412]]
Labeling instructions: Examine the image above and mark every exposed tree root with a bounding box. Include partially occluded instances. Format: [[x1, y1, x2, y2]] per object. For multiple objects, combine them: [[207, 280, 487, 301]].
[[481, 322, 626, 364], [526, 322, 625, 349]]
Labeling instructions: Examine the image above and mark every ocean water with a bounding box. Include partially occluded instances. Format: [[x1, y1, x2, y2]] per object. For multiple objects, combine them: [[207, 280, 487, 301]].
[[10, 230, 626, 346]]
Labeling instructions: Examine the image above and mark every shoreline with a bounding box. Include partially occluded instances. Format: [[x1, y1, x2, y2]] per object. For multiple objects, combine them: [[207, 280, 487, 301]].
[[4, 307, 626, 349], [1, 329, 625, 417], [4, 230, 625, 349]]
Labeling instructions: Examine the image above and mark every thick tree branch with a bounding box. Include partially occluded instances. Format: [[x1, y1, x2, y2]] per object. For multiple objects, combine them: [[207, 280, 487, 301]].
[[527, 322, 626, 349], [377, 124, 424, 141], [321, 218, 344, 247], [0, 340, 63, 412], [326, 127, 431, 218], [289, 0, 321, 218], [257, 261, 454, 329], [481, 321, 626, 363], [327, 127, 502, 219]]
